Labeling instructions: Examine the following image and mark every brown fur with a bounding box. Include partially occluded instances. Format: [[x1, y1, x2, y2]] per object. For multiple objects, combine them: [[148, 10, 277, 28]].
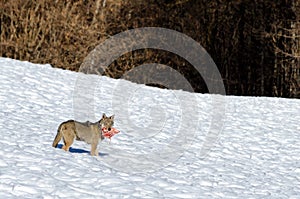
[[52, 114, 114, 156]]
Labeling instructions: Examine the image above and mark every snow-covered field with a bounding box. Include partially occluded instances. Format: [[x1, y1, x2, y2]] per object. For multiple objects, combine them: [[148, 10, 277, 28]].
[[0, 57, 300, 198]]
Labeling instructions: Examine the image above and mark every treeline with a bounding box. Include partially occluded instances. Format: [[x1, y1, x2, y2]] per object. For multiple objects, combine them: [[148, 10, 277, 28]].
[[1, 0, 299, 98]]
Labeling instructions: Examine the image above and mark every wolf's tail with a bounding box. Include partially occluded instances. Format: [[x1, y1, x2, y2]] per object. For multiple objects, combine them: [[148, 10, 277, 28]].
[[52, 123, 63, 148]]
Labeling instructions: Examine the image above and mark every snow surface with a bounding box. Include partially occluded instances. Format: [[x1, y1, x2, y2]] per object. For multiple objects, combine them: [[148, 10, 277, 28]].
[[0, 57, 300, 198]]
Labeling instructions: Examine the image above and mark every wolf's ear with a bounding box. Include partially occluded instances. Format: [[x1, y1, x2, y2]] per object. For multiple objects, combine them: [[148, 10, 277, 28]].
[[102, 113, 107, 119], [109, 115, 115, 120]]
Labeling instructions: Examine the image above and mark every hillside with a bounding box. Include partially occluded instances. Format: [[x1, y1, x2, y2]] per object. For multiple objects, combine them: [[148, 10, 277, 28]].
[[0, 58, 300, 198]]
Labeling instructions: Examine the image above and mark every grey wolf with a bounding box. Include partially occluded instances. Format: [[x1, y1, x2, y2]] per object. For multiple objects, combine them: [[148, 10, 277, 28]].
[[52, 114, 114, 156]]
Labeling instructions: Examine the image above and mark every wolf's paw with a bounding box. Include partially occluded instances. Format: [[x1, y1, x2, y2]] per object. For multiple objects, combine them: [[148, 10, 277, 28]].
[[62, 145, 69, 151], [91, 150, 99, 156]]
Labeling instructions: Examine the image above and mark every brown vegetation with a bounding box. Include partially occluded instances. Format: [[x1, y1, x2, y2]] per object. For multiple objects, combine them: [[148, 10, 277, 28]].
[[1, 0, 299, 97]]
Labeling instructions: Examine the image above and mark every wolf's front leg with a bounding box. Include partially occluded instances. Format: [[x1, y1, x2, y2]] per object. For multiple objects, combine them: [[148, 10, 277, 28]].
[[90, 143, 99, 156]]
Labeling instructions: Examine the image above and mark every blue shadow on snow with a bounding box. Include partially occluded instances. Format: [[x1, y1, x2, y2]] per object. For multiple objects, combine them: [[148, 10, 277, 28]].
[[56, 144, 109, 156]]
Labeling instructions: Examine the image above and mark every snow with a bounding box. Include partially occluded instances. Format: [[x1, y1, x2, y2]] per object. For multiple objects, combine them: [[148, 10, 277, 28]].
[[0, 57, 300, 198]]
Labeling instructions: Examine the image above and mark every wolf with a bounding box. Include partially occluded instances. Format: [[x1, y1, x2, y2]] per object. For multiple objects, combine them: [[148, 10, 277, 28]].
[[52, 114, 114, 156]]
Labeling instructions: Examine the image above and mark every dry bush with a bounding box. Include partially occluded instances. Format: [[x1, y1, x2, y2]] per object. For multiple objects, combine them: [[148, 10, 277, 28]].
[[0, 0, 121, 70], [1, 0, 299, 97], [92, 0, 210, 92]]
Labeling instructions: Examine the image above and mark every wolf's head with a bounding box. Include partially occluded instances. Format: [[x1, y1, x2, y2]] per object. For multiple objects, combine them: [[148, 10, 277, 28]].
[[99, 113, 114, 131]]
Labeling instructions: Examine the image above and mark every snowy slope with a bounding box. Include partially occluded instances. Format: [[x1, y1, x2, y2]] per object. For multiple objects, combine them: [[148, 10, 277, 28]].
[[0, 57, 300, 198]]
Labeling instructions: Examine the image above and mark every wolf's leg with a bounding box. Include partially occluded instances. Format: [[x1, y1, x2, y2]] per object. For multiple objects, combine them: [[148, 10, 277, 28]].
[[62, 139, 69, 151], [90, 142, 99, 156], [62, 132, 75, 151]]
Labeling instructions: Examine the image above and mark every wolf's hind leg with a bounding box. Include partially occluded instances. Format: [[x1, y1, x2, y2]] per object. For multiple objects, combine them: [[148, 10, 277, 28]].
[[62, 132, 75, 151]]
